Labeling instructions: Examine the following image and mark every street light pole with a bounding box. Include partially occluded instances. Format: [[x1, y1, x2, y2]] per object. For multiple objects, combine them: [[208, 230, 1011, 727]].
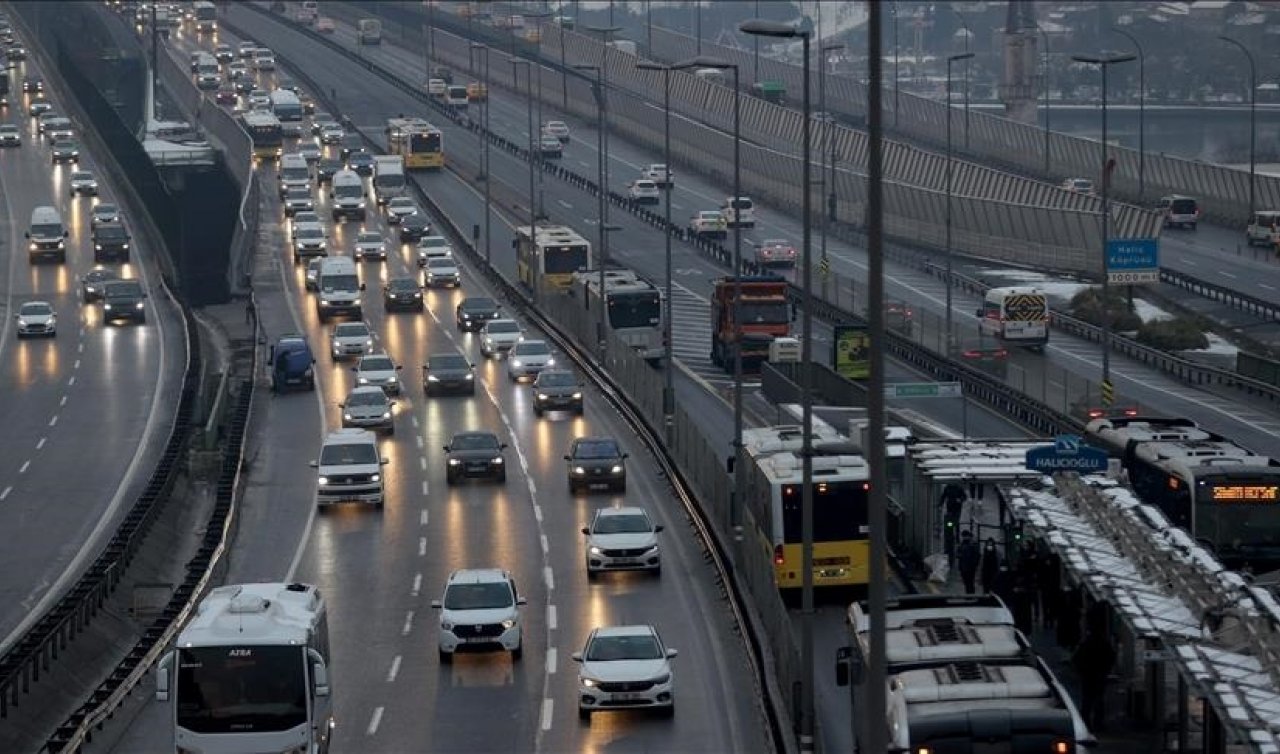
[[741, 18, 813, 753], [945, 52, 974, 355], [513, 59, 535, 250], [1114, 27, 1146, 199], [892, 0, 899, 127], [576, 63, 609, 357], [1073, 51, 1136, 397], [1220, 36, 1256, 219], [471, 43, 491, 264], [950, 8, 972, 149], [819, 44, 843, 300], [1038, 25, 1050, 176]]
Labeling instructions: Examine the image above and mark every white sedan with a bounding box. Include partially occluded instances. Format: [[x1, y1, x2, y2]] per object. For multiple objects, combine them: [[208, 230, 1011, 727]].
[[298, 142, 323, 162], [385, 197, 419, 224], [69, 170, 99, 196], [353, 352, 402, 395], [507, 339, 555, 381], [480, 319, 523, 358], [353, 231, 387, 261], [583, 506, 662, 578], [573, 625, 677, 720], [544, 120, 570, 142], [320, 124, 345, 145], [15, 301, 56, 338], [424, 256, 460, 288], [627, 179, 660, 205], [416, 235, 453, 267]]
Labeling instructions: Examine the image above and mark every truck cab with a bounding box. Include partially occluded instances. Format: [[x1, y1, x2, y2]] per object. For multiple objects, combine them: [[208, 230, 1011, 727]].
[[710, 275, 791, 373], [269, 334, 316, 393]]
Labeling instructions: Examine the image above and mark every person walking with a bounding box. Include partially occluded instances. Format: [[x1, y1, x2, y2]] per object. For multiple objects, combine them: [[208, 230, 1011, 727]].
[[940, 483, 967, 558], [956, 530, 980, 595], [980, 538, 1000, 594], [1072, 625, 1117, 732]]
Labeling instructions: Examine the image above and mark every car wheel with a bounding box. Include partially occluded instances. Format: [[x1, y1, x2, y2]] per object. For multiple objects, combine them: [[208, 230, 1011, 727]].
[[652, 564, 662, 577], [578, 707, 592, 722], [446, 472, 456, 486], [586, 568, 597, 582], [659, 704, 674, 718], [568, 480, 578, 495], [438, 649, 452, 664]]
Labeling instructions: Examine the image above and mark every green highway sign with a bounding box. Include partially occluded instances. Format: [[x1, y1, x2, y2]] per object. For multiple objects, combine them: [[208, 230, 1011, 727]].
[[884, 382, 963, 399]]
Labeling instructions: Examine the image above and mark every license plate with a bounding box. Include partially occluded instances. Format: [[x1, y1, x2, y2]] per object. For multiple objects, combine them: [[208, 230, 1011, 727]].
[[612, 692, 642, 701], [464, 636, 491, 644], [610, 558, 639, 565]]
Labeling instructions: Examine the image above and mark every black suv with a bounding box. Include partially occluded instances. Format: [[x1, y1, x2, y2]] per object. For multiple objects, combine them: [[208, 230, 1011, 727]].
[[317, 158, 343, 185], [532, 370, 584, 416], [101, 280, 147, 324], [399, 213, 430, 242], [565, 436, 628, 493], [423, 353, 476, 396], [92, 222, 131, 263], [80, 268, 120, 303], [383, 277, 424, 312], [455, 296, 501, 331], [444, 431, 507, 484]]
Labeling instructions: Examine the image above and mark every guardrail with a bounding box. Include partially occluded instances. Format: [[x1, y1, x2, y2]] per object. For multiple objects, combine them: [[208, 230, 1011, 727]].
[[1158, 267, 1280, 323]]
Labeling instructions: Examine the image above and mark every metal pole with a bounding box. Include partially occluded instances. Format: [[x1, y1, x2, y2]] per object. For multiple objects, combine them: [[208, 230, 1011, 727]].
[[753, 0, 760, 84], [1101, 61, 1111, 390], [892, 1, 899, 127], [944, 53, 971, 355], [514, 61, 534, 245], [1220, 37, 1255, 218], [597, 66, 607, 355], [1040, 27, 1050, 175], [426, 1, 433, 70], [480, 47, 491, 264], [952, 10, 971, 150], [646, 0, 652, 56], [560, 23, 567, 110], [865, 7, 889, 754], [731, 63, 742, 530], [799, 31, 814, 754], [695, 2, 702, 55], [1115, 28, 1145, 198], [663, 67, 674, 439]]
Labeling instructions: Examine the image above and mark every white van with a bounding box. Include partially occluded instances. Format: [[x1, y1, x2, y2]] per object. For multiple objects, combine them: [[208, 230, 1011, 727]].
[[315, 256, 364, 321], [721, 196, 755, 228], [278, 152, 311, 198], [311, 428, 386, 507], [25, 206, 68, 263], [1246, 210, 1280, 248], [978, 286, 1049, 350], [372, 155, 406, 205], [329, 169, 367, 221]]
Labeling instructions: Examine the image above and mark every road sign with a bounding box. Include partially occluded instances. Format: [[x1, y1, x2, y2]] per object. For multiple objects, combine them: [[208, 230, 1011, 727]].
[[833, 324, 869, 380], [884, 382, 962, 399], [1025, 434, 1109, 473], [1106, 238, 1159, 284]]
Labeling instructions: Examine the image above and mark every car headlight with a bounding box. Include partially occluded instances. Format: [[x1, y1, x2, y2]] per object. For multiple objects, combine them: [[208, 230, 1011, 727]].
[[366, 339, 374, 347], [500, 619, 516, 630], [464, 373, 473, 380], [94, 244, 102, 250], [16, 319, 26, 327], [427, 374, 439, 381], [121, 243, 129, 249], [343, 413, 353, 421], [441, 620, 454, 630], [414, 292, 422, 298], [448, 458, 460, 465], [370, 474, 381, 483], [650, 673, 671, 685], [136, 302, 145, 310], [611, 465, 624, 474], [581, 677, 598, 688], [572, 392, 583, 400], [381, 412, 391, 419], [484, 338, 495, 346], [318, 476, 329, 485], [589, 546, 602, 555], [546, 358, 555, 366], [491, 457, 503, 464], [358, 377, 369, 384], [645, 544, 660, 553], [512, 359, 523, 367], [103, 303, 112, 310], [573, 466, 585, 475], [537, 393, 548, 400]]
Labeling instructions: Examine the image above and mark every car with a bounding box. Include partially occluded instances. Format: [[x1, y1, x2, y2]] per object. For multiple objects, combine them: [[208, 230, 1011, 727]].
[[101, 279, 147, 324], [43, 117, 74, 143], [955, 340, 1009, 380], [319, 123, 345, 144], [330, 320, 375, 360], [688, 210, 727, 239], [582, 506, 662, 577], [316, 16, 335, 33], [0, 124, 20, 147], [480, 319, 523, 358], [248, 89, 271, 110], [238, 41, 258, 58], [884, 301, 914, 336], [507, 339, 556, 382], [291, 212, 322, 234], [466, 81, 488, 101], [339, 385, 395, 433], [573, 625, 676, 719], [253, 51, 276, 71], [384, 197, 418, 225], [383, 276, 424, 312], [51, 140, 80, 164], [399, 213, 430, 242], [426, 78, 447, 97], [754, 239, 797, 268], [6, 44, 27, 61], [292, 225, 327, 262], [91, 203, 121, 228], [443, 431, 507, 484], [297, 142, 323, 163], [424, 256, 460, 288], [565, 436, 628, 493], [1061, 177, 1094, 194], [283, 187, 314, 217], [532, 369, 584, 416], [305, 257, 325, 292], [353, 230, 387, 261], [214, 43, 234, 63], [227, 61, 248, 79], [268, 334, 317, 393], [21, 75, 42, 94], [92, 222, 131, 262], [353, 352, 403, 395], [431, 569, 525, 662], [455, 296, 500, 331], [627, 179, 660, 204], [642, 163, 672, 187], [311, 113, 338, 136], [416, 235, 453, 267], [215, 86, 238, 106], [27, 98, 52, 117], [317, 157, 343, 184], [1157, 194, 1200, 230], [721, 196, 755, 228], [15, 301, 56, 338], [539, 134, 563, 158], [544, 120, 570, 142], [234, 77, 255, 95], [423, 353, 476, 396], [348, 152, 376, 176], [80, 268, 120, 303], [340, 133, 365, 160], [299, 94, 317, 115]]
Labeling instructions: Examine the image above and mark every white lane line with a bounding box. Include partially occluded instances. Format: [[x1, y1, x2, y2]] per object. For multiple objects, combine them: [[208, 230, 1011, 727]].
[[78, 327, 84, 337], [366, 707, 384, 736], [411, 415, 419, 428], [540, 699, 554, 731], [419, 456, 427, 470], [415, 435, 424, 449], [533, 504, 543, 523], [59, 396, 67, 406], [1220, 271, 1238, 280], [73, 359, 80, 370], [544, 566, 555, 591], [418, 536, 427, 556], [0, 486, 10, 501], [35, 438, 45, 450], [77, 343, 84, 353], [1260, 283, 1276, 291], [19, 461, 29, 474], [540, 533, 548, 554], [402, 610, 415, 636], [421, 480, 429, 496], [546, 647, 557, 675], [557, 199, 572, 209], [48, 416, 57, 427], [420, 509, 429, 526], [386, 655, 402, 683], [412, 573, 422, 596], [67, 376, 75, 386], [548, 604, 557, 631]]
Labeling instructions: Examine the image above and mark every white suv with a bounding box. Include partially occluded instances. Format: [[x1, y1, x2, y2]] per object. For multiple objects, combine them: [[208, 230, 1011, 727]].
[[416, 235, 454, 267], [628, 179, 660, 205], [431, 569, 525, 662], [688, 210, 727, 239], [642, 163, 672, 187], [330, 321, 375, 360], [480, 319, 523, 357], [310, 428, 387, 507], [573, 625, 677, 719], [582, 507, 663, 578]]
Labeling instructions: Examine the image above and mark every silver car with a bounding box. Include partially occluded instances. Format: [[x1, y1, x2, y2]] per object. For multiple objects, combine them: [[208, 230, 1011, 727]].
[[507, 339, 555, 381], [330, 321, 375, 360], [480, 319, 523, 358], [424, 256, 460, 288], [340, 385, 395, 434], [353, 352, 402, 395], [15, 301, 56, 338], [353, 231, 387, 261]]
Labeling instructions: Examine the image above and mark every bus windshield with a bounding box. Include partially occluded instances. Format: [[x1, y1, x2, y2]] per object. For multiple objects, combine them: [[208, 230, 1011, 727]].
[[409, 132, 440, 152], [608, 291, 661, 329], [781, 480, 868, 542], [544, 245, 588, 274], [176, 646, 306, 734]]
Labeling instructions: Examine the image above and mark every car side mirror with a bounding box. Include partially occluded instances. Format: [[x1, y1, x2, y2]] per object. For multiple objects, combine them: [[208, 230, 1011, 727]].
[[563, 455, 571, 461], [309, 460, 318, 468], [654, 525, 664, 532], [974, 308, 983, 318], [360, 283, 367, 290], [338, 403, 345, 408], [430, 600, 442, 609], [581, 527, 590, 535], [442, 445, 450, 452], [63, 230, 69, 238], [666, 648, 678, 658], [571, 652, 583, 662], [380, 458, 390, 465], [396, 365, 403, 370], [501, 443, 508, 450], [23, 231, 29, 238], [516, 597, 527, 605]]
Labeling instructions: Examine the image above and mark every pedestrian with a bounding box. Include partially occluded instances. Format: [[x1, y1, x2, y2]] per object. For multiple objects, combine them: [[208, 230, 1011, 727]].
[[980, 538, 1000, 594], [956, 531, 980, 595], [1038, 546, 1062, 629], [991, 563, 1015, 611], [940, 483, 967, 558], [1072, 626, 1117, 731]]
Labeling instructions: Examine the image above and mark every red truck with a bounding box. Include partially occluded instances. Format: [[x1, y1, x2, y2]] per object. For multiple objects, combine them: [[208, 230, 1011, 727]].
[[710, 276, 791, 373]]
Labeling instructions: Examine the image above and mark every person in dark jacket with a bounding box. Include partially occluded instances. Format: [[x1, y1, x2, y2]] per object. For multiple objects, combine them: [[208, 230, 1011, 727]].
[[991, 564, 1015, 611], [956, 531, 980, 594], [1072, 628, 1117, 731], [1018, 541, 1042, 626], [980, 538, 1000, 594]]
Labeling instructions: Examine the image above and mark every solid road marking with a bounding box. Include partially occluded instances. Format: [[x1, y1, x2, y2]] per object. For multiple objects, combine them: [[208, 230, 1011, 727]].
[[533, 504, 543, 523], [67, 376, 75, 386], [540, 699, 554, 731], [77, 343, 83, 353], [548, 604, 557, 631], [402, 611, 415, 636], [411, 573, 422, 596], [59, 396, 66, 406], [386, 655, 402, 682], [1260, 283, 1276, 291], [366, 706, 384, 736], [1220, 271, 1238, 280], [546, 647, 557, 675], [557, 199, 572, 209]]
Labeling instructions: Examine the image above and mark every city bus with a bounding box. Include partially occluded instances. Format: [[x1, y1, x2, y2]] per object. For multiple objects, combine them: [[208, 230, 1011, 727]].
[[385, 117, 444, 169], [740, 424, 871, 590], [269, 89, 304, 124], [514, 224, 591, 291], [155, 583, 334, 754], [978, 286, 1049, 351], [240, 110, 283, 160], [193, 0, 217, 33], [570, 268, 664, 362]]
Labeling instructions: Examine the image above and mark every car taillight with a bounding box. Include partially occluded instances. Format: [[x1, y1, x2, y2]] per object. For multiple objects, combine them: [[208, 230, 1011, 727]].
[[1124, 408, 1139, 417], [773, 545, 785, 566], [1087, 409, 1104, 419]]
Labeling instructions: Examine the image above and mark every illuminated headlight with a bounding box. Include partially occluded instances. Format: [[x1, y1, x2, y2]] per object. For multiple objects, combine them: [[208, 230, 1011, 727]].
[[103, 303, 113, 310], [332, 340, 341, 349], [512, 359, 523, 367], [121, 243, 129, 249], [381, 412, 391, 419], [491, 457, 503, 464], [484, 338, 495, 346], [427, 375, 440, 382], [16, 319, 27, 327], [413, 292, 421, 298], [573, 466, 586, 475], [547, 358, 556, 366], [460, 312, 471, 319], [343, 413, 353, 421], [136, 302, 145, 310], [589, 546, 602, 555], [94, 244, 102, 250], [464, 374, 473, 380], [572, 392, 583, 399], [500, 619, 516, 629], [581, 677, 599, 688], [448, 458, 460, 465], [357, 201, 366, 209], [28, 242, 37, 251], [610, 465, 623, 474], [370, 474, 381, 482], [318, 476, 329, 485], [366, 339, 374, 347], [358, 377, 369, 384], [537, 393, 548, 400]]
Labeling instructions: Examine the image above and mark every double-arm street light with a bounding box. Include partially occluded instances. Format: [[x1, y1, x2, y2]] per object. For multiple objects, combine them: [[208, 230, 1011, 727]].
[[1113, 27, 1146, 199], [470, 43, 492, 263], [740, 18, 814, 754], [1072, 51, 1135, 399], [511, 59, 537, 273], [573, 61, 612, 357], [1220, 35, 1256, 220], [945, 51, 974, 354]]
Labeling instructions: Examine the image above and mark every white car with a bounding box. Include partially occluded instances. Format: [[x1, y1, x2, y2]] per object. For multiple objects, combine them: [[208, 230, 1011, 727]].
[[628, 179, 660, 205], [1061, 177, 1094, 194], [90, 203, 121, 228], [480, 319, 523, 358], [583, 507, 662, 578], [292, 225, 328, 262], [339, 385, 395, 434], [305, 257, 324, 291], [353, 231, 387, 261], [311, 113, 338, 136], [642, 163, 672, 187], [416, 236, 454, 267], [291, 211, 321, 234], [248, 89, 271, 110], [431, 569, 525, 662], [573, 625, 677, 720], [320, 124, 345, 145], [426, 78, 447, 97], [353, 352, 402, 395], [424, 256, 460, 288], [0, 123, 21, 147], [688, 210, 727, 239], [330, 321, 375, 360], [68, 170, 99, 197], [384, 197, 419, 224], [544, 120, 570, 142], [507, 339, 555, 381], [298, 142, 323, 162], [14, 301, 56, 338]]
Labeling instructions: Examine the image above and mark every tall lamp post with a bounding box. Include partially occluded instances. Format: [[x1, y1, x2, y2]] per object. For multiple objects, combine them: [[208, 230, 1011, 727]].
[[945, 52, 974, 354], [818, 44, 843, 301], [512, 59, 536, 260], [575, 62, 611, 357], [1220, 35, 1256, 220], [471, 43, 492, 263], [1072, 51, 1135, 398], [525, 10, 553, 220], [741, 18, 814, 754], [950, 7, 972, 149], [1113, 27, 1146, 200], [1037, 25, 1050, 176], [892, 0, 899, 127]]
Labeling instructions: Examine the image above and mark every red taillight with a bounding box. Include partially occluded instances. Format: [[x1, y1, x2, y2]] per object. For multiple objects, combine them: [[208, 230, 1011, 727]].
[[773, 545, 785, 566], [1087, 409, 1104, 419], [1124, 408, 1139, 417]]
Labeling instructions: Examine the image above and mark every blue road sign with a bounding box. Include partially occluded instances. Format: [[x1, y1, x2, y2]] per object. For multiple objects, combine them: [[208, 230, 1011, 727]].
[[1106, 238, 1159, 284], [1025, 434, 1109, 473]]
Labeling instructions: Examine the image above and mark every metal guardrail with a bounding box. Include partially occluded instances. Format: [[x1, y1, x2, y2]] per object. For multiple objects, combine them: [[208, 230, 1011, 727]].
[[1159, 267, 1280, 323]]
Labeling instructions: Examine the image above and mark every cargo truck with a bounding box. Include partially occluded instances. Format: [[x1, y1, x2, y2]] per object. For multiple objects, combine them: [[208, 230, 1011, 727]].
[[710, 276, 791, 373]]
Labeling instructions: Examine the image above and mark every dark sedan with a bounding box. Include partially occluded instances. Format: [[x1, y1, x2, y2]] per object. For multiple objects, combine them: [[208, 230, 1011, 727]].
[[383, 276, 424, 312], [444, 431, 507, 485], [215, 87, 238, 106], [22, 75, 42, 93], [80, 268, 120, 303], [455, 296, 501, 331], [399, 213, 430, 242], [348, 152, 375, 176], [317, 158, 343, 184], [340, 132, 365, 160], [423, 353, 476, 397], [565, 436, 628, 493], [532, 370, 584, 416], [51, 139, 79, 164]]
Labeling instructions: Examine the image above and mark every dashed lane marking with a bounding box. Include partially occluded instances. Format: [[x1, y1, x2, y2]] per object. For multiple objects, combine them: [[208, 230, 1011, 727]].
[[402, 610, 414, 636], [366, 707, 384, 736], [546, 647, 557, 675], [386, 655, 402, 682], [548, 604, 557, 631], [0, 487, 10, 501], [540, 699, 553, 731], [35, 438, 45, 450], [18, 461, 29, 474], [411, 573, 422, 596]]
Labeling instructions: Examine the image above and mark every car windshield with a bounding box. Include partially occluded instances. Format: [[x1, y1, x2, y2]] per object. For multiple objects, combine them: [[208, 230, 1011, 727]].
[[0, 125, 18, 134], [334, 324, 369, 338], [451, 434, 499, 451], [351, 155, 373, 165], [488, 321, 520, 334], [390, 199, 414, 209], [420, 237, 448, 248], [287, 189, 309, 199], [347, 390, 386, 407], [361, 356, 393, 372], [85, 270, 118, 283], [764, 239, 789, 248], [514, 341, 549, 356], [574, 440, 620, 459], [427, 259, 455, 269], [20, 303, 51, 316], [444, 582, 512, 610], [319, 442, 378, 465], [537, 372, 576, 387], [431, 355, 468, 371], [595, 513, 650, 534], [587, 634, 662, 661], [72, 172, 93, 181], [358, 233, 382, 243], [462, 297, 496, 312], [297, 228, 322, 239], [106, 282, 143, 298]]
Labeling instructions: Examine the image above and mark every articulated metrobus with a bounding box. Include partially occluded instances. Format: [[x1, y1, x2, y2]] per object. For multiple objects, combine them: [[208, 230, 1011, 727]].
[[385, 117, 444, 169], [240, 110, 283, 160], [514, 224, 591, 291], [741, 425, 871, 590], [570, 268, 664, 361]]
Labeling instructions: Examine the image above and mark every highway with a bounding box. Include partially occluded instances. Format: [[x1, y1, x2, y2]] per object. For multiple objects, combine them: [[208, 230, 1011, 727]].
[[0, 45, 183, 655]]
